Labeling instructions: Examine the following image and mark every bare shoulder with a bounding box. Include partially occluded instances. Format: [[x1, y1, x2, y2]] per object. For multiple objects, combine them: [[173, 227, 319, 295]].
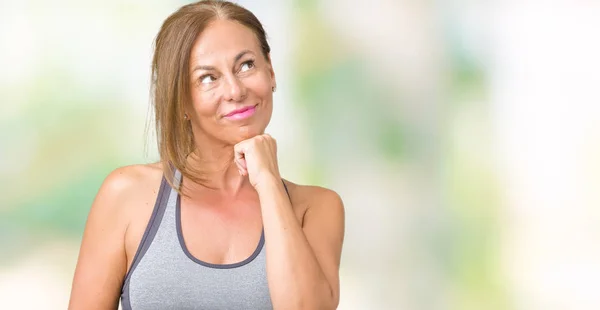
[[101, 162, 163, 195], [282, 179, 345, 221], [88, 162, 165, 268], [94, 162, 164, 221], [282, 179, 343, 205]]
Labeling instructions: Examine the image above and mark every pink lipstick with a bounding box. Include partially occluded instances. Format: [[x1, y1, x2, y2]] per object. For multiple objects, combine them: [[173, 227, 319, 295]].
[[224, 105, 257, 120]]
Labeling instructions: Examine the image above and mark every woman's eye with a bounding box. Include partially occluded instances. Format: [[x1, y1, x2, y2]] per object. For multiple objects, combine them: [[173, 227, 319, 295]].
[[200, 75, 216, 84], [240, 60, 255, 72]]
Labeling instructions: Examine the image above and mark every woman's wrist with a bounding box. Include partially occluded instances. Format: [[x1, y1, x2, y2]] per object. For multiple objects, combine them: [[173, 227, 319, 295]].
[[254, 174, 284, 196]]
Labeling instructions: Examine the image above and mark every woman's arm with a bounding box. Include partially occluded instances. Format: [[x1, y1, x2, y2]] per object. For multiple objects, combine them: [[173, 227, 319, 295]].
[[68, 168, 133, 310], [257, 179, 345, 310], [234, 134, 345, 309]]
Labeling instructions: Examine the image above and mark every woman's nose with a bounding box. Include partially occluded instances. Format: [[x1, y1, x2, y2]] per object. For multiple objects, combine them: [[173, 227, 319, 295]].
[[223, 75, 247, 102]]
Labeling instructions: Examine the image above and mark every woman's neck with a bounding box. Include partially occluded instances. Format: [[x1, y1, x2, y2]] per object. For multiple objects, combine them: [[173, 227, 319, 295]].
[[182, 141, 250, 197]]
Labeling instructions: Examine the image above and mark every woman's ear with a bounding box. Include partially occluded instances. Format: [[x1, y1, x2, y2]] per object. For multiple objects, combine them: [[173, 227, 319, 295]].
[[183, 106, 192, 121], [266, 53, 276, 85]]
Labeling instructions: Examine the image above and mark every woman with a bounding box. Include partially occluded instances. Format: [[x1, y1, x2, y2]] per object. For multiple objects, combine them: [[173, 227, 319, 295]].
[[68, 1, 345, 309]]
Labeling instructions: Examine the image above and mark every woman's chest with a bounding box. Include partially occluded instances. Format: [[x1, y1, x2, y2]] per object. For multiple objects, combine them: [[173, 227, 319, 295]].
[[123, 242, 273, 310]]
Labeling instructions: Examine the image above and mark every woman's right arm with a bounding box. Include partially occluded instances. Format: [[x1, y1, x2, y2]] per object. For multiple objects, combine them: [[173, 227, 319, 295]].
[[68, 168, 134, 310]]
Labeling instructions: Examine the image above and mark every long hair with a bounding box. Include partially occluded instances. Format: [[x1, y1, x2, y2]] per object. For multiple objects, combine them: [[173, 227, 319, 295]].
[[150, 0, 271, 193]]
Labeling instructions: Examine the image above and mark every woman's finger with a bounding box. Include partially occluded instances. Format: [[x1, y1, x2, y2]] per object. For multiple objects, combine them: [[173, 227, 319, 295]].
[[235, 159, 247, 176]]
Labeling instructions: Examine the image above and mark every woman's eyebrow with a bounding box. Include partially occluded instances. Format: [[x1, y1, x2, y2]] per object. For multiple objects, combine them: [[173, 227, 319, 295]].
[[192, 64, 215, 72], [192, 49, 254, 73], [234, 49, 253, 63]]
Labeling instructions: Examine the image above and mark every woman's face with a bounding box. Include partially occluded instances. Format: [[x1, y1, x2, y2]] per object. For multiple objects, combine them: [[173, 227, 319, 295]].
[[186, 19, 275, 146]]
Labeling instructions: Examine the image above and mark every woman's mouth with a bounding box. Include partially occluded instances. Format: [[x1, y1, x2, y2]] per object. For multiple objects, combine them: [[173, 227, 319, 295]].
[[223, 104, 257, 120]]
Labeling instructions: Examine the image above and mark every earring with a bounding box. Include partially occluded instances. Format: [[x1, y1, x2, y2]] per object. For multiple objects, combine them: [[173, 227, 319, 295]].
[[272, 86, 277, 92], [183, 113, 189, 120]]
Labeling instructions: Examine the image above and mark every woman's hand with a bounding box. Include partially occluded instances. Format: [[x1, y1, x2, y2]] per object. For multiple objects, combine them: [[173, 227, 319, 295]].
[[234, 134, 281, 190]]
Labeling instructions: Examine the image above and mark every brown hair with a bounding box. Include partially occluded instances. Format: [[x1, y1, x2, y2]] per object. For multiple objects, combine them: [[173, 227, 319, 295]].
[[150, 0, 271, 193]]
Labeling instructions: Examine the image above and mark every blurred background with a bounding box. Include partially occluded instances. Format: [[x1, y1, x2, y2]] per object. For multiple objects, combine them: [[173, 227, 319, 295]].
[[1, 0, 599, 309]]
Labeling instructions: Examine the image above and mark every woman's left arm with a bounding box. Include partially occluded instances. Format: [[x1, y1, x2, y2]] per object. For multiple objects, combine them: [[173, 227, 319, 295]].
[[234, 134, 345, 310], [257, 179, 345, 310]]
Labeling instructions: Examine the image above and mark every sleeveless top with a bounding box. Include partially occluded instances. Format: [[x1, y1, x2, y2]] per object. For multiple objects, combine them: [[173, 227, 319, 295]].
[[121, 170, 287, 309]]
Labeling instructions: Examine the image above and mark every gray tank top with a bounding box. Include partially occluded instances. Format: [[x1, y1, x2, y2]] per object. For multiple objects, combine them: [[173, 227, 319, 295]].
[[121, 170, 282, 309]]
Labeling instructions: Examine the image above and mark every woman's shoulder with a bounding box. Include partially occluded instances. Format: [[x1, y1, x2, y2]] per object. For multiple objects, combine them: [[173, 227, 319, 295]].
[[107, 162, 163, 181], [94, 162, 164, 211], [101, 162, 163, 195], [282, 179, 344, 212]]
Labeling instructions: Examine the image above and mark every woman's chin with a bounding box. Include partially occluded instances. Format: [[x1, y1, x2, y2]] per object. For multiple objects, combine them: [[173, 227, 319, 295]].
[[232, 125, 265, 142]]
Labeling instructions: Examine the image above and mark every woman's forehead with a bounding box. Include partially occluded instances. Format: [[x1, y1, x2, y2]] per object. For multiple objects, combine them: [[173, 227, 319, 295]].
[[190, 19, 261, 62]]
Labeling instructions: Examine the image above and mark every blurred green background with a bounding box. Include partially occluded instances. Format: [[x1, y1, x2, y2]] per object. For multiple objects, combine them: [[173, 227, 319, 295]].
[[1, 1, 600, 309]]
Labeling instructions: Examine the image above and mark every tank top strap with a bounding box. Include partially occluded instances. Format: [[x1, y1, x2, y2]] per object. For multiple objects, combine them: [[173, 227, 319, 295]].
[[281, 180, 291, 201], [121, 174, 172, 301]]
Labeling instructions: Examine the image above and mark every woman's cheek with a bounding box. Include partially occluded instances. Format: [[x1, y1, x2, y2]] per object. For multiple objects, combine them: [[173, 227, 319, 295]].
[[191, 89, 219, 114]]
